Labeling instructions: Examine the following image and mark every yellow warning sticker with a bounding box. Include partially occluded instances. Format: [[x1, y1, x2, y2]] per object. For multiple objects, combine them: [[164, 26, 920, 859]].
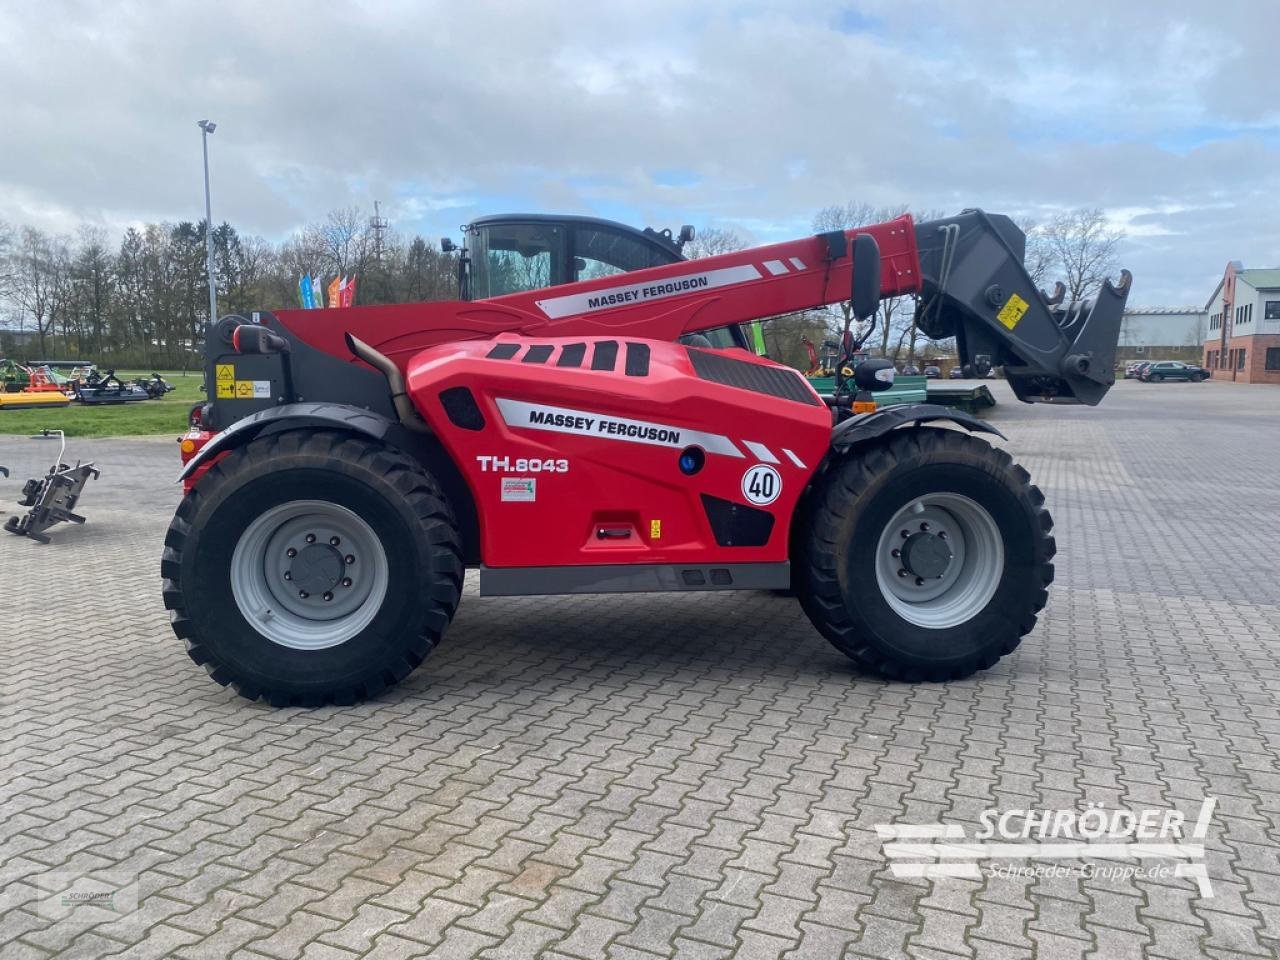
[[215, 380, 234, 399], [997, 293, 1030, 330], [215, 363, 235, 382], [650, 519, 662, 540], [234, 380, 255, 399]]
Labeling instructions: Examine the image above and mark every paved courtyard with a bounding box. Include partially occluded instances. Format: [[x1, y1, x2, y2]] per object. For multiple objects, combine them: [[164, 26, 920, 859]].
[[1, 379, 1279, 960]]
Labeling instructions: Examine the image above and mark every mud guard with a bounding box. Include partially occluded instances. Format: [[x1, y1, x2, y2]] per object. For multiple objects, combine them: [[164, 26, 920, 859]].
[[830, 403, 1004, 455], [177, 403, 396, 482]]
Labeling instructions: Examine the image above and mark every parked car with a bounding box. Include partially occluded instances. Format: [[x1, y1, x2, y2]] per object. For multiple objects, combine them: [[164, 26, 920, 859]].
[[1139, 360, 1208, 382], [900, 363, 920, 376], [923, 365, 941, 379], [1124, 361, 1147, 379], [1129, 361, 1153, 380], [948, 367, 966, 379]]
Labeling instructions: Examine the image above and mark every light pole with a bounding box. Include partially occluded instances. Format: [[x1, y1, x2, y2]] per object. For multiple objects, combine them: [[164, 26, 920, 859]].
[[198, 119, 218, 324]]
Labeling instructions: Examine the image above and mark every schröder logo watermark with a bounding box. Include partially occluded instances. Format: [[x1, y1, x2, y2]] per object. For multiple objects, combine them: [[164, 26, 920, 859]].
[[876, 798, 1216, 897], [33, 871, 140, 926]]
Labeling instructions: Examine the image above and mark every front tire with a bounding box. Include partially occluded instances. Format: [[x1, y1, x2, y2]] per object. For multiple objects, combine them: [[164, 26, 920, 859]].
[[162, 431, 463, 706], [796, 428, 1054, 681]]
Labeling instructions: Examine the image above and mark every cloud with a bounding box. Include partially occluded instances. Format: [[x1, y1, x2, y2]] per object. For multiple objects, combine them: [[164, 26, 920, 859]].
[[0, 0, 1276, 302]]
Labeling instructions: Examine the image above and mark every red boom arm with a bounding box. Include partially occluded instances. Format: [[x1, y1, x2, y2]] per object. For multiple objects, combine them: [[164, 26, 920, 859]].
[[273, 216, 921, 370]]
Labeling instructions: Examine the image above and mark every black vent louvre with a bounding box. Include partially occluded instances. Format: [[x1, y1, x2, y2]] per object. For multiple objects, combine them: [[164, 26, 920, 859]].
[[624, 342, 650, 377], [591, 340, 619, 371], [700, 494, 775, 547], [687, 348, 820, 406], [522, 344, 554, 364], [486, 343, 520, 360], [557, 343, 587, 367], [439, 387, 485, 431]]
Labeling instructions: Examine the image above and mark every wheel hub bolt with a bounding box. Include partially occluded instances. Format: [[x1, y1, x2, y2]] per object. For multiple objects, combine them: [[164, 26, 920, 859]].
[[330, 536, 341, 546], [305, 533, 316, 544], [938, 531, 948, 540], [341, 577, 353, 588], [891, 548, 901, 559], [345, 554, 355, 565], [915, 577, 925, 586], [897, 568, 908, 578], [900, 529, 910, 539], [298, 590, 309, 599], [286, 547, 297, 558], [919, 522, 930, 532], [284, 571, 292, 581], [323, 592, 333, 602]]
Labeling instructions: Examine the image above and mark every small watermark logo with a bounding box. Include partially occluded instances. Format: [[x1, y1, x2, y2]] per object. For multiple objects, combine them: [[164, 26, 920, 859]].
[[876, 798, 1216, 897], [33, 872, 140, 926]]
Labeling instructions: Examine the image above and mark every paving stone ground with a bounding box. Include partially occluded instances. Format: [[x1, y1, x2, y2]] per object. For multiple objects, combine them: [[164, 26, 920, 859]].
[[1, 378, 1278, 960]]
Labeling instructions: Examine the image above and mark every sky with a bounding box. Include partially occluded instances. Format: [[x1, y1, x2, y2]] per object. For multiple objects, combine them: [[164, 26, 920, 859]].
[[1, 0, 1277, 306]]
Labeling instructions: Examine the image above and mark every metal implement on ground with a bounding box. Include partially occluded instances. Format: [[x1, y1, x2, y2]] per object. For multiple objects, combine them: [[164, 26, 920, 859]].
[[5, 430, 100, 544], [165, 208, 1130, 707]]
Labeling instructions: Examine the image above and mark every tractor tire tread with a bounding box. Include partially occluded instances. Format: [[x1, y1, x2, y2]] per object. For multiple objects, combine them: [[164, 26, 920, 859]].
[[162, 429, 463, 707], [796, 427, 1055, 682]]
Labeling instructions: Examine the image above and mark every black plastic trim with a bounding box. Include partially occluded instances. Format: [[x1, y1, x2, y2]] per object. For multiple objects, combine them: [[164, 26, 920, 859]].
[[830, 403, 1005, 454], [557, 343, 587, 368], [591, 340, 619, 371], [487, 343, 520, 360], [479, 561, 789, 596], [522, 344, 554, 364], [624, 342, 651, 377], [439, 387, 485, 431], [687, 348, 820, 406], [700, 494, 776, 547]]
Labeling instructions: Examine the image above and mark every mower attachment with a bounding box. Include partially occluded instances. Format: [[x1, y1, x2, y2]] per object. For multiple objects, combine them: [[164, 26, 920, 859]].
[[913, 210, 1131, 405], [4, 431, 99, 544]]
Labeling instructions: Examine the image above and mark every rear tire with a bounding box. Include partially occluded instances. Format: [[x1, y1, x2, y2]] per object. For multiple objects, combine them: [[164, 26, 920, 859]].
[[162, 431, 463, 706], [795, 428, 1054, 681]]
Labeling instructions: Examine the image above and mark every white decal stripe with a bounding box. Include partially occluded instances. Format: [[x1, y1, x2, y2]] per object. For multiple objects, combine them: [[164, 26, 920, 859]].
[[783, 448, 807, 469], [534, 264, 764, 319], [789, 257, 806, 270], [763, 260, 788, 276], [496, 398, 743, 458], [743, 441, 779, 464]]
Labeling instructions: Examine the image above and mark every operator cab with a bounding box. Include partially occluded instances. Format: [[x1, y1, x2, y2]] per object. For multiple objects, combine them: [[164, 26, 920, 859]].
[[447, 214, 752, 351]]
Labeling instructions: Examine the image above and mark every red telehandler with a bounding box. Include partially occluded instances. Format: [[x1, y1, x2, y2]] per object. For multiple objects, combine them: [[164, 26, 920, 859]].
[[165, 209, 1130, 706]]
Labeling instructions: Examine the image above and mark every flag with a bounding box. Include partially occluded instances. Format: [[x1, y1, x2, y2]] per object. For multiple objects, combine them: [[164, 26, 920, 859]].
[[300, 274, 315, 309], [328, 275, 341, 308], [297, 276, 306, 308], [313, 275, 325, 309], [342, 276, 356, 307]]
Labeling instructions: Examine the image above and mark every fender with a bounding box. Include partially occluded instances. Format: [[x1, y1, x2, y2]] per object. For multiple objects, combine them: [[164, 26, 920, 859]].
[[829, 403, 1005, 455], [178, 402, 396, 482]]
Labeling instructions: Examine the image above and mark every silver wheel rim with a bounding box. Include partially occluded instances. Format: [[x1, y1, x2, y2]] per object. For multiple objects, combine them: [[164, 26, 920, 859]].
[[873, 492, 1004, 629], [230, 500, 389, 650]]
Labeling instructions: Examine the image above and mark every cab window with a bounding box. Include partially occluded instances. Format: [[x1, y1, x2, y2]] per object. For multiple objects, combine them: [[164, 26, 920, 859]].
[[572, 226, 672, 281], [469, 223, 564, 298]]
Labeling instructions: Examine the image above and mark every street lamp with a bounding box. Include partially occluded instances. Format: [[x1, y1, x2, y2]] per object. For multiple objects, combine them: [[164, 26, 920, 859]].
[[198, 119, 218, 325]]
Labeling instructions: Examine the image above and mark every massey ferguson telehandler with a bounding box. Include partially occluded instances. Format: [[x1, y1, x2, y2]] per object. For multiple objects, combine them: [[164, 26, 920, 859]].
[[164, 209, 1130, 706]]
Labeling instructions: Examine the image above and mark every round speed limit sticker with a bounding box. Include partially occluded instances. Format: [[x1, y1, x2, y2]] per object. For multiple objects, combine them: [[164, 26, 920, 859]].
[[741, 464, 782, 505]]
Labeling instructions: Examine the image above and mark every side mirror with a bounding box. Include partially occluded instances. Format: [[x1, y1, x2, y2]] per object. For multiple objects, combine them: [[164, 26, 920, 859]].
[[679, 225, 695, 244], [851, 233, 881, 323], [853, 358, 895, 392], [440, 237, 457, 253]]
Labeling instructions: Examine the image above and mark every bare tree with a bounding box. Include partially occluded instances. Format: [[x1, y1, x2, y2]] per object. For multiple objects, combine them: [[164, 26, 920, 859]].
[[1017, 217, 1055, 291], [11, 227, 71, 358], [683, 227, 745, 260], [1043, 208, 1124, 302], [811, 203, 929, 360]]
